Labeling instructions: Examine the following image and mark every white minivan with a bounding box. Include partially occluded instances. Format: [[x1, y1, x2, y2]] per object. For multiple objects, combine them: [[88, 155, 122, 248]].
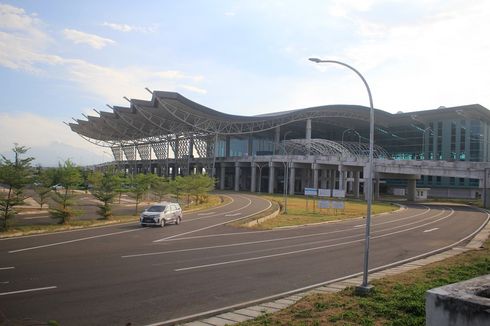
[[140, 202, 182, 227]]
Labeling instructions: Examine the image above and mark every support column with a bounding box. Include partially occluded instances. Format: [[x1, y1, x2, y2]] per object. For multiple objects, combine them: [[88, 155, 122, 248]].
[[234, 164, 241, 192], [375, 176, 380, 200], [407, 179, 416, 201], [332, 170, 337, 190], [220, 165, 225, 190], [251, 163, 256, 192], [353, 171, 360, 198], [312, 164, 319, 189], [289, 163, 295, 195], [268, 164, 275, 194], [320, 169, 327, 189], [338, 166, 344, 191]]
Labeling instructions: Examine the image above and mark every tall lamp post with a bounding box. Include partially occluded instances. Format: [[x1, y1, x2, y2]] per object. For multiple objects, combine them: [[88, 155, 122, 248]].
[[282, 131, 293, 214], [309, 58, 375, 294]]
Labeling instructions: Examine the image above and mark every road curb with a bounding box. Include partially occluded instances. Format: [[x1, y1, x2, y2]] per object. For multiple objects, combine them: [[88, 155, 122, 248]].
[[165, 206, 490, 326]]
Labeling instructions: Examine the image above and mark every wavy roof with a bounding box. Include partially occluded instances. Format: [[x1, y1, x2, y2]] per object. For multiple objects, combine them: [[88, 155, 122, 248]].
[[70, 90, 488, 145]]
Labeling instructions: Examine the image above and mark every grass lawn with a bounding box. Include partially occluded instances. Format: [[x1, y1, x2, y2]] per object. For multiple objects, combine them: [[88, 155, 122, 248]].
[[237, 239, 490, 326], [250, 194, 398, 229]]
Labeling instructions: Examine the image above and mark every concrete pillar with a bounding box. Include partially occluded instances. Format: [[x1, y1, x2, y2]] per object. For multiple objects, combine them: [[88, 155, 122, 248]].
[[312, 165, 319, 189], [234, 164, 240, 192], [268, 165, 275, 194], [407, 179, 416, 201], [353, 171, 360, 198], [338, 166, 344, 191], [375, 176, 380, 200], [320, 169, 327, 189], [332, 170, 337, 190], [289, 164, 295, 195], [251, 163, 256, 192], [220, 165, 225, 190]]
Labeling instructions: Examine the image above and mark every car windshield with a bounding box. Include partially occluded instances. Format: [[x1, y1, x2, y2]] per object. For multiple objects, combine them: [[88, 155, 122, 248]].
[[147, 206, 165, 212]]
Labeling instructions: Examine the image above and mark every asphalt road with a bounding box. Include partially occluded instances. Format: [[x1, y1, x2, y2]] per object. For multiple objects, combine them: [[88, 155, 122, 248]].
[[0, 194, 488, 326]]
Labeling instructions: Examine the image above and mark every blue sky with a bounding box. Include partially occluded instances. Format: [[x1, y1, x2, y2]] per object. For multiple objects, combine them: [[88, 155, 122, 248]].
[[1, 0, 489, 165]]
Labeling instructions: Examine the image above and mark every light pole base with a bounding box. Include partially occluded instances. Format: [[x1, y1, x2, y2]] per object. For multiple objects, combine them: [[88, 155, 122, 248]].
[[355, 284, 374, 296]]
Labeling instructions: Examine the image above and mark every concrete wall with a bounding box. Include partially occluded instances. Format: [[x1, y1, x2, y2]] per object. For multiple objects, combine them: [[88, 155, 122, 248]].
[[426, 275, 490, 326]]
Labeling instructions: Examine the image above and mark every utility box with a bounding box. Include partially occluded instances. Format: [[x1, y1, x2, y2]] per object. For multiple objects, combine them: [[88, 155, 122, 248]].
[[426, 275, 490, 326]]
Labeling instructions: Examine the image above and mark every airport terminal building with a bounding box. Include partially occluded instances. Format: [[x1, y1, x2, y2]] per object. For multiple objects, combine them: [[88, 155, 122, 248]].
[[70, 91, 490, 200]]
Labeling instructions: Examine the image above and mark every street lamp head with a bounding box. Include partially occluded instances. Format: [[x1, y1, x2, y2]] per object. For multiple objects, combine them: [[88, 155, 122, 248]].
[[309, 57, 322, 63]]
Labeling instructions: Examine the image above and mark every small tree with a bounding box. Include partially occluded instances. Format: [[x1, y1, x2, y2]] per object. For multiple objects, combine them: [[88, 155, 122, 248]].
[[188, 174, 215, 205], [89, 169, 118, 219], [129, 173, 153, 214], [33, 168, 52, 209], [50, 160, 82, 224], [0, 145, 34, 230], [152, 176, 171, 202]]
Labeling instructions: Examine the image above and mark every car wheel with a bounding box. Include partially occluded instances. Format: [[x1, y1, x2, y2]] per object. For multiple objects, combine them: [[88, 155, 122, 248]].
[[160, 219, 165, 227], [176, 216, 181, 225]]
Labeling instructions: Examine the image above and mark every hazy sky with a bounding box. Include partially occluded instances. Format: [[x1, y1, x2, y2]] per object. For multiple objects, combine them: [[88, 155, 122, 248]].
[[1, 0, 489, 165]]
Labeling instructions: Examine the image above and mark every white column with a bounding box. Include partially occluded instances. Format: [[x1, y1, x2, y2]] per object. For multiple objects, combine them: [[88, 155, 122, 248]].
[[220, 165, 225, 190], [268, 164, 275, 194], [289, 163, 295, 195], [234, 164, 240, 192], [251, 163, 256, 192]]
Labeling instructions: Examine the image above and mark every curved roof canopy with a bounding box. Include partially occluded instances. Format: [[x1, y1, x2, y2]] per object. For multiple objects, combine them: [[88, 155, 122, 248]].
[[70, 91, 394, 145]]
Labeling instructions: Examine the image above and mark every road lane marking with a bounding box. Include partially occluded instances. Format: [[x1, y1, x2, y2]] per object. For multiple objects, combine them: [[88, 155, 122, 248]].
[[424, 228, 439, 233], [24, 215, 50, 220], [197, 212, 215, 216], [0, 286, 57, 296], [225, 213, 241, 217], [153, 196, 269, 242], [8, 228, 146, 253], [184, 195, 251, 222], [174, 208, 454, 271], [0, 267, 15, 270]]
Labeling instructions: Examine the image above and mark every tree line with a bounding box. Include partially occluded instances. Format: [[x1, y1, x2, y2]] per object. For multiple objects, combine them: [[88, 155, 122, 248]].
[[0, 145, 215, 231]]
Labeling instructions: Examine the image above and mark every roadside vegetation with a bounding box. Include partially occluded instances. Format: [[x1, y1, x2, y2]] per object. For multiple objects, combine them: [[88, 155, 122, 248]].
[[0, 144, 220, 236], [243, 194, 397, 229], [238, 238, 490, 326]]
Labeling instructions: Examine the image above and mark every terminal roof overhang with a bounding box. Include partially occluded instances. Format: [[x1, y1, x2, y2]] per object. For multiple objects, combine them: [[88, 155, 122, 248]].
[[70, 90, 489, 144]]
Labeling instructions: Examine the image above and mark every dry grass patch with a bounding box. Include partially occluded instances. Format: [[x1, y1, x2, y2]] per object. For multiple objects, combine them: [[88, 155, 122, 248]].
[[251, 195, 397, 229]]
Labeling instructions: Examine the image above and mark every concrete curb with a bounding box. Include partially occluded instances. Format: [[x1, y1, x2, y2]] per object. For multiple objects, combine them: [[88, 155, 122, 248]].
[[174, 206, 490, 326]]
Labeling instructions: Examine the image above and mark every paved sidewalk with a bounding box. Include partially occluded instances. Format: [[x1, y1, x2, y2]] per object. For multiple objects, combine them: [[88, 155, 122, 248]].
[[178, 213, 490, 326]]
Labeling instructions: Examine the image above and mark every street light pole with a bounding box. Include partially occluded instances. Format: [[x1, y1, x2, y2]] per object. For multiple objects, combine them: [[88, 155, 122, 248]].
[[309, 57, 375, 294], [283, 131, 293, 214]]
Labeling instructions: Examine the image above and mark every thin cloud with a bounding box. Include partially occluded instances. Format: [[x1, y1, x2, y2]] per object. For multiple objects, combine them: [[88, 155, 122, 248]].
[[63, 29, 115, 49], [178, 84, 207, 94], [102, 21, 157, 33]]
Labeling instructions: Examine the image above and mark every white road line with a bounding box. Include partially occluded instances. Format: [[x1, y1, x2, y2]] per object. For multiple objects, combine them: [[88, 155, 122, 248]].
[[0, 267, 15, 270], [424, 228, 439, 233], [0, 221, 139, 241], [184, 196, 251, 222], [225, 213, 241, 217], [197, 212, 215, 216], [8, 228, 146, 253], [153, 196, 267, 242], [0, 286, 57, 296], [174, 208, 455, 271], [168, 205, 432, 241], [24, 215, 50, 220]]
